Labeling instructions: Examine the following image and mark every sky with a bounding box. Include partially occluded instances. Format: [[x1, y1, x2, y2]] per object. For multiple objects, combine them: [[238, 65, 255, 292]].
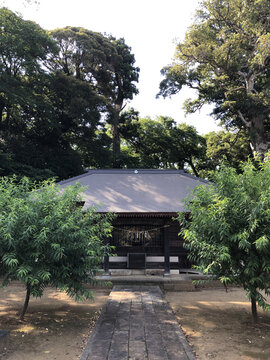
[[4, 0, 221, 134]]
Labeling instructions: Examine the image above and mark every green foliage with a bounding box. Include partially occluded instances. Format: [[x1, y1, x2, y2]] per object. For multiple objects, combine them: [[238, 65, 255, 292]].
[[205, 130, 252, 168], [0, 8, 82, 181], [49, 27, 139, 114], [101, 36, 140, 167], [159, 0, 270, 157], [0, 7, 58, 114], [119, 111, 206, 175], [49, 26, 117, 85], [179, 160, 270, 318], [0, 177, 114, 316], [0, 11, 140, 178], [47, 72, 110, 172], [197, 130, 253, 179], [105, 36, 139, 104]]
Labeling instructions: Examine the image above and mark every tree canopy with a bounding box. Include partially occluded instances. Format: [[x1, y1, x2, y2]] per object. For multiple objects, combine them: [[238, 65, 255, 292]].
[[179, 159, 270, 321], [0, 10, 139, 180], [0, 9, 85, 180], [118, 111, 206, 175], [196, 129, 253, 178], [106, 37, 139, 167], [50, 28, 139, 168], [1, 6, 258, 180], [0, 8, 57, 122], [159, 0, 270, 159]]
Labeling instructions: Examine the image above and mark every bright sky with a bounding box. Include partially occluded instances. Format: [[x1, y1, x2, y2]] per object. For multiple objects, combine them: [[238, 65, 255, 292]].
[[4, 0, 221, 134]]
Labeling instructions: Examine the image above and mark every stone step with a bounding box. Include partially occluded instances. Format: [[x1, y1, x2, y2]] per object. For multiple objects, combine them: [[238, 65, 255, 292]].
[[163, 282, 196, 291]]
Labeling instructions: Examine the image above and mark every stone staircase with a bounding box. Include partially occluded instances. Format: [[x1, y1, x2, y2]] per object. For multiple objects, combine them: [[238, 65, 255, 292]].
[[94, 269, 220, 292]]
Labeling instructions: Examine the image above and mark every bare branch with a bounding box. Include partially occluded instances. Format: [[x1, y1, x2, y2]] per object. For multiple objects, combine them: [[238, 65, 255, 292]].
[[237, 110, 251, 128], [238, 71, 246, 78], [121, 103, 127, 112]]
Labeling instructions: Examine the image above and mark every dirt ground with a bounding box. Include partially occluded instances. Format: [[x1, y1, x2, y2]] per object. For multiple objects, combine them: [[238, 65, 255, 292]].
[[1, 283, 270, 359], [0, 282, 110, 360], [166, 287, 270, 360]]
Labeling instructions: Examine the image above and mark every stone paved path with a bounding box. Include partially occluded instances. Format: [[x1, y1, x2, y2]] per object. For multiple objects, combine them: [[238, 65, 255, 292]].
[[80, 285, 196, 360]]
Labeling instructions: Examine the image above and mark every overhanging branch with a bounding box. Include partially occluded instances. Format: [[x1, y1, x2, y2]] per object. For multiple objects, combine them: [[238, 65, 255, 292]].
[[237, 110, 251, 128]]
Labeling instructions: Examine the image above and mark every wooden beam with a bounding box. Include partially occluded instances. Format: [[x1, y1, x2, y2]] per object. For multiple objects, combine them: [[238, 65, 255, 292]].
[[103, 237, 110, 277], [163, 221, 170, 276]]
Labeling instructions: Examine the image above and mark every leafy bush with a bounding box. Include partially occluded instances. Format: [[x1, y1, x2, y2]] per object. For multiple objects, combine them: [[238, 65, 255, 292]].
[[179, 160, 270, 321], [0, 177, 114, 319]]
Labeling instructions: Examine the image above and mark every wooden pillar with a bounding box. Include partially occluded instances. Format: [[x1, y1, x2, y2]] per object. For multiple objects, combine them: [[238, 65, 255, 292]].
[[103, 237, 110, 277], [163, 221, 170, 276]]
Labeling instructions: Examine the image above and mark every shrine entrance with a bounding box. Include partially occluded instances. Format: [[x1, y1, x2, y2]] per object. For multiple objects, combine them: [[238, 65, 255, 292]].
[[103, 214, 189, 276], [112, 222, 164, 256]]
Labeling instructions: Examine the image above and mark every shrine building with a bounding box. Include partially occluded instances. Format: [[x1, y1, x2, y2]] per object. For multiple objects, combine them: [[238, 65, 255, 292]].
[[58, 169, 208, 276]]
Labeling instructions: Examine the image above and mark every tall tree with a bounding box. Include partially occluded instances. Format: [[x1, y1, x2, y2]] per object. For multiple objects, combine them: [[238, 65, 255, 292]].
[[159, 0, 270, 159], [0, 8, 58, 130], [50, 28, 139, 168], [0, 14, 139, 178], [0, 8, 69, 180], [0, 17, 114, 180], [47, 72, 111, 172], [49, 27, 117, 83], [106, 37, 139, 168]]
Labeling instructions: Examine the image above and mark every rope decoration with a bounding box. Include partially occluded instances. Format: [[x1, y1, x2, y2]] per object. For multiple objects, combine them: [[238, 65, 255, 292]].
[[113, 224, 171, 246], [113, 224, 170, 233]]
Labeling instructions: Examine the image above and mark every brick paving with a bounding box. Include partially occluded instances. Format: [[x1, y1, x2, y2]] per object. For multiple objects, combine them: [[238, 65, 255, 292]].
[[80, 285, 196, 360]]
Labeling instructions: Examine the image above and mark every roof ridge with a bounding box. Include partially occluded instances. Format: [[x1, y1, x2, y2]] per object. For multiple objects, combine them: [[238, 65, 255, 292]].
[[57, 168, 209, 185], [86, 169, 185, 174], [180, 171, 210, 184], [57, 171, 91, 185]]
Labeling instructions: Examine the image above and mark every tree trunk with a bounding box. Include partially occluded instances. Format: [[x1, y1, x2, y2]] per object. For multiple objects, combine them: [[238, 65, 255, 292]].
[[112, 103, 121, 168], [188, 157, 199, 177], [0, 102, 5, 130], [251, 296, 258, 323], [249, 116, 269, 161], [20, 285, 31, 320]]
